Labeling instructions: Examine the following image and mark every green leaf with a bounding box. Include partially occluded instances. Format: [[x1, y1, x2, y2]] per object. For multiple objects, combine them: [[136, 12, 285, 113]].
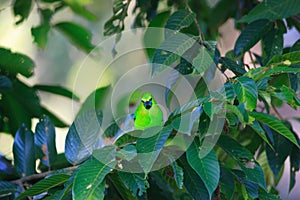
[[169, 158, 184, 189], [107, 172, 138, 200], [144, 11, 171, 59], [178, 155, 210, 200], [116, 144, 137, 161], [194, 77, 208, 99], [73, 158, 116, 200], [65, 1, 97, 21], [171, 105, 203, 134], [0, 181, 20, 199], [266, 129, 292, 178], [165, 9, 196, 38], [217, 135, 253, 161], [13, 124, 36, 177], [34, 115, 57, 167], [78, 85, 110, 116], [13, 0, 33, 24], [220, 167, 235, 200], [262, 28, 283, 64], [0, 75, 12, 93], [233, 76, 258, 110], [234, 19, 272, 57], [15, 174, 70, 200], [31, 24, 51, 49], [239, 0, 300, 23], [136, 126, 173, 174], [289, 136, 300, 191], [217, 135, 266, 189], [193, 45, 214, 74], [0, 48, 35, 78], [34, 84, 80, 101], [118, 172, 149, 196], [250, 112, 300, 148], [219, 57, 247, 76], [54, 22, 95, 53], [151, 34, 197, 77], [65, 110, 103, 165], [267, 51, 300, 66], [168, 97, 209, 119], [250, 120, 272, 148], [258, 189, 281, 200], [186, 140, 220, 199]]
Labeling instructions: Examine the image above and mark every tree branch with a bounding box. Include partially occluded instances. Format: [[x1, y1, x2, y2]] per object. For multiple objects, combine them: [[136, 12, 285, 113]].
[[11, 166, 78, 191]]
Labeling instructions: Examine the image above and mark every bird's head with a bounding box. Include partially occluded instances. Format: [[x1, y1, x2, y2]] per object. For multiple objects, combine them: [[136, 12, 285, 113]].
[[141, 93, 155, 110]]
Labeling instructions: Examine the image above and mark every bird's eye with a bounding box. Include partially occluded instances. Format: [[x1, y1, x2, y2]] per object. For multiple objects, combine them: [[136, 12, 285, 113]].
[[149, 98, 152, 101], [141, 100, 145, 103]]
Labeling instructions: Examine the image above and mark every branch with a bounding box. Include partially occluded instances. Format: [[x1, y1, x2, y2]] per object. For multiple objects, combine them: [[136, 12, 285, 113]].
[[11, 166, 78, 191]]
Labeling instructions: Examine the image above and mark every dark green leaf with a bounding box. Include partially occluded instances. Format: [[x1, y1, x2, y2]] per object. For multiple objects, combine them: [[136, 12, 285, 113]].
[[165, 9, 196, 38], [239, 0, 300, 23], [15, 174, 70, 200], [234, 20, 272, 57], [266, 128, 292, 178], [136, 126, 173, 174], [220, 167, 235, 200], [217, 135, 266, 189], [31, 24, 51, 49], [152, 34, 197, 77], [262, 28, 283, 64], [73, 157, 116, 200], [66, 2, 97, 21], [107, 172, 138, 200], [233, 76, 258, 110], [34, 116, 57, 167], [34, 85, 80, 101], [0, 181, 20, 199], [0, 48, 35, 78], [250, 112, 299, 148], [13, 124, 36, 177], [54, 22, 95, 53], [65, 110, 102, 165], [219, 57, 247, 76], [258, 189, 281, 200], [194, 78, 208, 99], [119, 172, 149, 196], [186, 140, 220, 199], [193, 45, 214, 74], [0, 75, 12, 93], [13, 0, 33, 24], [116, 144, 137, 161], [178, 155, 210, 200], [169, 158, 184, 189], [250, 120, 272, 148], [289, 135, 300, 191]]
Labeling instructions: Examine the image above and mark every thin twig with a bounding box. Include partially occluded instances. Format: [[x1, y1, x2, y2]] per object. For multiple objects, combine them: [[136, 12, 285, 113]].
[[184, 0, 204, 42], [271, 104, 283, 120], [248, 51, 256, 69], [216, 65, 230, 81]]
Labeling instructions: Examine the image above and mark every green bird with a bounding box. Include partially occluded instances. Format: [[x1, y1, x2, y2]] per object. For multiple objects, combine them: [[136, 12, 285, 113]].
[[134, 93, 163, 130]]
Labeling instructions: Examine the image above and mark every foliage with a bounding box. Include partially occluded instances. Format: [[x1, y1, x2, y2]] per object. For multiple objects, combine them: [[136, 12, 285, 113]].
[[0, 0, 300, 200]]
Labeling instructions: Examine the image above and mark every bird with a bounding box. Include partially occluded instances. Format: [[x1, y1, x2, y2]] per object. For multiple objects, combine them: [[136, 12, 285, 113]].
[[134, 93, 163, 130]]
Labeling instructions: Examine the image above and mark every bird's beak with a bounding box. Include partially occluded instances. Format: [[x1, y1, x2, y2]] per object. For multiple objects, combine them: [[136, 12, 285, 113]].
[[144, 101, 152, 110]]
